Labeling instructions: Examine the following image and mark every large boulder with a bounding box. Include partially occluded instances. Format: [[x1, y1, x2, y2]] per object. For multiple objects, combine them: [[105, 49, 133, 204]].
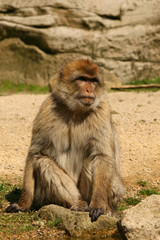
[[0, 38, 84, 86], [39, 204, 118, 238], [0, 0, 160, 85], [119, 195, 160, 240]]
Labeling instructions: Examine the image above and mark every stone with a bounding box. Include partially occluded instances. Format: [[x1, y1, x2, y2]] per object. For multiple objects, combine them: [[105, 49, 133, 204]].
[[0, 38, 120, 88], [32, 220, 45, 227], [0, 0, 160, 85], [39, 204, 118, 238], [118, 195, 160, 240], [0, 38, 55, 85]]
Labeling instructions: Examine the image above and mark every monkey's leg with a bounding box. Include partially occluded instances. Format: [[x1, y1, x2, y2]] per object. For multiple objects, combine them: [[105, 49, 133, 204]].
[[33, 156, 88, 211], [6, 160, 34, 213]]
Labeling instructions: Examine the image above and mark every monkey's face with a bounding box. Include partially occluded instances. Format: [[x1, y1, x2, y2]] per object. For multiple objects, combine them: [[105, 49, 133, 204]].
[[74, 76, 98, 107], [55, 59, 105, 112]]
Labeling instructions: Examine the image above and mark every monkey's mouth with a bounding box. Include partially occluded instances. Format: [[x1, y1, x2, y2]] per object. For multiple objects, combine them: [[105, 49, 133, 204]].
[[79, 96, 95, 106]]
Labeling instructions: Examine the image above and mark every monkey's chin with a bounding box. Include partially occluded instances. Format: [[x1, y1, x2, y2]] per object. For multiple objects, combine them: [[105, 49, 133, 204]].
[[80, 99, 94, 109], [79, 97, 94, 106]]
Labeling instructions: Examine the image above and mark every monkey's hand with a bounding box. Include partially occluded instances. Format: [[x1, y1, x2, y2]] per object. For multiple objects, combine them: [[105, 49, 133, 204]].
[[6, 203, 24, 213], [89, 207, 104, 222]]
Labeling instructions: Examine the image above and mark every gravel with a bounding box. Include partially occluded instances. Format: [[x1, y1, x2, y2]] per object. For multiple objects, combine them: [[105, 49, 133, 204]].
[[0, 92, 160, 194]]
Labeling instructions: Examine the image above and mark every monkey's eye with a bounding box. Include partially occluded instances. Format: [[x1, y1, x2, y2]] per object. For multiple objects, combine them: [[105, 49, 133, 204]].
[[90, 78, 99, 83], [73, 76, 86, 82], [75, 76, 99, 83], [78, 76, 86, 81]]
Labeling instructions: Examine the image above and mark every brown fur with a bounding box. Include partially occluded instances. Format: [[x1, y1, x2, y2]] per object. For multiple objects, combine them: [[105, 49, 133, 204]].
[[6, 59, 124, 222]]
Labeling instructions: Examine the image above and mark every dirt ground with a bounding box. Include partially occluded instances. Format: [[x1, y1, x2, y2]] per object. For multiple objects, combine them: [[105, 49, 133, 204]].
[[0, 92, 160, 195]]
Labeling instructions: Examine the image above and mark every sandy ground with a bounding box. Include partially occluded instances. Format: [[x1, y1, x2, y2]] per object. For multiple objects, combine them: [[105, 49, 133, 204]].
[[0, 92, 160, 195]]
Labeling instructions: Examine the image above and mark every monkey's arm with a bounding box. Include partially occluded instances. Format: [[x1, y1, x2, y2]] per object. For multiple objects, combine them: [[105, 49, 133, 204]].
[[6, 158, 34, 212], [6, 96, 59, 213], [88, 107, 117, 222], [89, 154, 114, 222]]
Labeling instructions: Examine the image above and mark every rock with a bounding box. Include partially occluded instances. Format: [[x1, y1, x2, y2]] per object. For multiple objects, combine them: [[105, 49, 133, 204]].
[[0, 38, 83, 86], [0, 38, 120, 88], [0, 0, 160, 84], [0, 0, 123, 17], [0, 38, 55, 85], [118, 195, 160, 240], [39, 204, 118, 238], [32, 220, 44, 227]]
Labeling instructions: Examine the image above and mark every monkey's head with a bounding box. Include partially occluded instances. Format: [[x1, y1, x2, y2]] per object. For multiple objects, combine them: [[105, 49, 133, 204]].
[[54, 59, 105, 112]]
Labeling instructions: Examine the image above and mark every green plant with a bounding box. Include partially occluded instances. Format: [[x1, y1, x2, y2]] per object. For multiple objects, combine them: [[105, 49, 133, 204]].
[[127, 77, 160, 85], [126, 77, 160, 92], [112, 77, 160, 92], [46, 218, 61, 228], [117, 197, 141, 211], [138, 188, 160, 196], [124, 197, 141, 206], [137, 180, 147, 187], [0, 181, 11, 192], [0, 80, 49, 95], [117, 205, 128, 211], [0, 180, 63, 236], [0, 181, 21, 203], [0, 212, 40, 234]]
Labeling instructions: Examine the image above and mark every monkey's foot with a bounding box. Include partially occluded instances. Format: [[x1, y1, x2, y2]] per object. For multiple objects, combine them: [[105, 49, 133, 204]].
[[6, 203, 24, 213], [70, 200, 89, 212], [89, 207, 104, 222]]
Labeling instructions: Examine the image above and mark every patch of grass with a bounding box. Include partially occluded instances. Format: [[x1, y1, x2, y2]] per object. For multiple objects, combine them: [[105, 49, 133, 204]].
[[46, 218, 61, 228], [137, 180, 147, 187], [117, 197, 141, 211], [138, 187, 160, 196], [0, 212, 39, 234], [127, 77, 160, 85], [0, 181, 38, 234], [0, 80, 49, 95], [111, 87, 159, 93], [117, 204, 128, 211], [112, 77, 160, 92], [0, 181, 21, 203], [124, 197, 141, 206], [0, 210, 61, 235], [0, 181, 12, 192], [0, 180, 62, 235], [117, 181, 160, 213], [126, 77, 160, 92]]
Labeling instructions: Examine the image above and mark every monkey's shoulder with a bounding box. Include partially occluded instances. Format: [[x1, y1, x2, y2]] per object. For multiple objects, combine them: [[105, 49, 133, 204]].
[[39, 94, 55, 114], [32, 95, 57, 130]]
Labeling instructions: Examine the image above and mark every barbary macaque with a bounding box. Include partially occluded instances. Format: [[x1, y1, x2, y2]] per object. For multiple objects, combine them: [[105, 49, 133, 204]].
[[6, 59, 124, 222]]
